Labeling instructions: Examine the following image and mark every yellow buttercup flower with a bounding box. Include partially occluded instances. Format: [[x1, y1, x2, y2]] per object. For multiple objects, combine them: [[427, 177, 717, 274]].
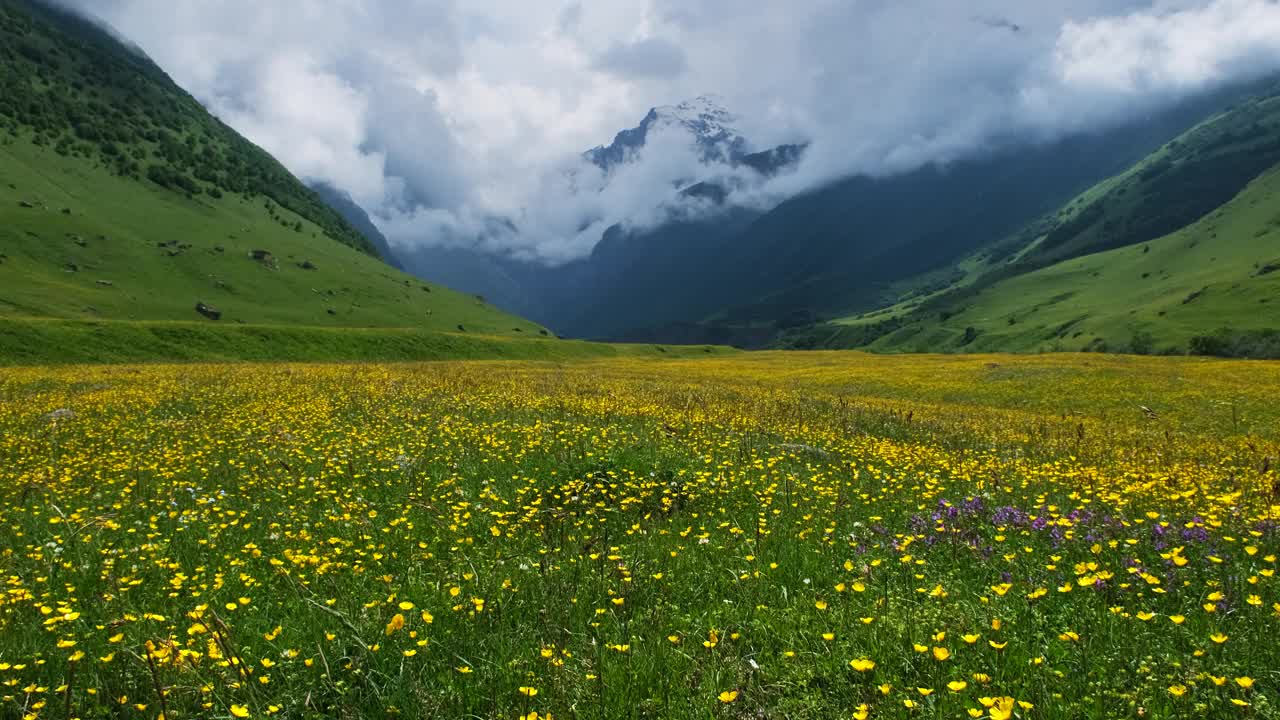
[[385, 613, 405, 635]]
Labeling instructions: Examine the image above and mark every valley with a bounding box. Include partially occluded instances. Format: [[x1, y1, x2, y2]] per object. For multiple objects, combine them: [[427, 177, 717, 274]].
[[2, 3, 1280, 718]]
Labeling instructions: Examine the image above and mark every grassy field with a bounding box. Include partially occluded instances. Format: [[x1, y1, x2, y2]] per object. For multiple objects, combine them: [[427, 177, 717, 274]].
[[1, 352, 1278, 719], [0, 318, 732, 365]]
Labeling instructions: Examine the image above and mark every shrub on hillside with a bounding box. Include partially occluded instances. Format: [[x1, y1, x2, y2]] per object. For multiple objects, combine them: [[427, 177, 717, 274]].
[[1188, 328, 1280, 359]]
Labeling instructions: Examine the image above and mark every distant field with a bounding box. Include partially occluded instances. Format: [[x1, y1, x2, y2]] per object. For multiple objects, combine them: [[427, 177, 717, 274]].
[[0, 318, 731, 365], [1, 352, 1277, 719]]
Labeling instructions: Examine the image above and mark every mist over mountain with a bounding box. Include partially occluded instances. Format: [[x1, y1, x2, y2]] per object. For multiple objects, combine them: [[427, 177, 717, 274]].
[[391, 78, 1272, 341], [54, 0, 1280, 269], [309, 181, 403, 269], [34, 0, 1280, 350]]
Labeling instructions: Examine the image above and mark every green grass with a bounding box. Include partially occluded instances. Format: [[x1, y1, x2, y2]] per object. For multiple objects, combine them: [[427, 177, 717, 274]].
[[0, 353, 1276, 719], [0, 317, 733, 365], [0, 135, 602, 362]]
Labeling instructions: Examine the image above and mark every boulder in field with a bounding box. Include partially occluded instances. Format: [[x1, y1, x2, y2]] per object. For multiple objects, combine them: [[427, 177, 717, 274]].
[[195, 301, 222, 320], [249, 249, 278, 269]]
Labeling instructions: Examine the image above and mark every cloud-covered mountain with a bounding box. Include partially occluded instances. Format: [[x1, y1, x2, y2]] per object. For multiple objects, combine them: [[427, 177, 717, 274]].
[[57, 0, 1280, 269], [393, 78, 1274, 342], [586, 95, 749, 171], [49, 0, 1280, 348]]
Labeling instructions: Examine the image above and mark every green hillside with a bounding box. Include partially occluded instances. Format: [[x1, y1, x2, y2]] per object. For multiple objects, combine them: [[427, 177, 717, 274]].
[[0, 0, 573, 361], [795, 85, 1280, 357], [857, 163, 1280, 354], [0, 0, 374, 256], [0, 138, 545, 333], [1018, 89, 1280, 268]]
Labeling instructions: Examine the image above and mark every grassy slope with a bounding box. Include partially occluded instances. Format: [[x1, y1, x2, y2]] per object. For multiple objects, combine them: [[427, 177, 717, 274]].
[[0, 136, 737, 365], [0, 0, 634, 363], [0, 0, 377, 256], [1022, 92, 1280, 266], [0, 137, 545, 334], [813, 88, 1280, 354], [861, 163, 1280, 353]]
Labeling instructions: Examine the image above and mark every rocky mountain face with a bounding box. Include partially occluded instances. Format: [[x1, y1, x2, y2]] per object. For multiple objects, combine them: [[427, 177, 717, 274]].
[[309, 182, 403, 269]]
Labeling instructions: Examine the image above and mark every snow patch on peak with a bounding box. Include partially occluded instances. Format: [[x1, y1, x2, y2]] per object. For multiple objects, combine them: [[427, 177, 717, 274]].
[[584, 95, 755, 173], [652, 95, 739, 138]]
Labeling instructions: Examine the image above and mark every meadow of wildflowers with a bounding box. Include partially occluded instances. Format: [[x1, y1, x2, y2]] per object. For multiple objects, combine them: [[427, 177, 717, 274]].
[[1, 352, 1278, 719]]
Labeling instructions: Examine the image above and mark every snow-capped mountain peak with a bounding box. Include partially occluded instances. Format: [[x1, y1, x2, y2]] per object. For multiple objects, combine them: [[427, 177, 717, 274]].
[[650, 95, 739, 139], [586, 95, 750, 172]]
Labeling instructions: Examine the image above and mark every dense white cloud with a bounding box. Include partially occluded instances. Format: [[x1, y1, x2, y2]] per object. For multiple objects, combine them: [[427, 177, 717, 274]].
[[61, 0, 1280, 263], [595, 37, 689, 79]]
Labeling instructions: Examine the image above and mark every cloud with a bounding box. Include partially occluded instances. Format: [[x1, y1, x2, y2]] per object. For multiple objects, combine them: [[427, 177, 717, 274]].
[[595, 37, 689, 78], [58, 0, 1280, 265], [1053, 0, 1280, 94]]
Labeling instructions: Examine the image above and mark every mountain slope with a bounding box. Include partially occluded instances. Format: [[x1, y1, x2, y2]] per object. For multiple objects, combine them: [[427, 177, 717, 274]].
[[800, 85, 1280, 356], [403, 85, 1267, 345], [684, 82, 1278, 339], [1005, 88, 1280, 272], [0, 0, 555, 359], [850, 162, 1280, 354], [0, 0, 377, 258], [0, 138, 542, 332], [309, 181, 403, 269]]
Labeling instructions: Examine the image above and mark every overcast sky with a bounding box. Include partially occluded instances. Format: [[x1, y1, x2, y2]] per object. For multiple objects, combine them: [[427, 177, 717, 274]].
[[63, 0, 1280, 263]]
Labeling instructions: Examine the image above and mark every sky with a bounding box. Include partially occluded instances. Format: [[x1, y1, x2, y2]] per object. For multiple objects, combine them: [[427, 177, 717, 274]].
[[61, 0, 1280, 263]]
